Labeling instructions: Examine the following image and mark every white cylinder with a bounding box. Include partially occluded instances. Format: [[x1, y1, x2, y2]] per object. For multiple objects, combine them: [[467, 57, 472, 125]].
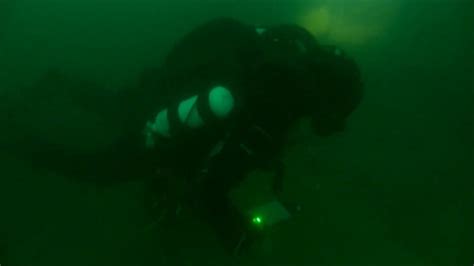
[[178, 95, 204, 128], [208, 86, 234, 119], [144, 86, 234, 144]]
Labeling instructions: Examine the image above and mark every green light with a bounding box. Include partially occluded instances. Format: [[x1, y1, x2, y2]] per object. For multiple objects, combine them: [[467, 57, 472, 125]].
[[252, 216, 263, 225]]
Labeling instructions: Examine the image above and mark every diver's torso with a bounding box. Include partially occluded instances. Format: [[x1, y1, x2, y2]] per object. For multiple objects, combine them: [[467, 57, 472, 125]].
[[144, 18, 315, 174]]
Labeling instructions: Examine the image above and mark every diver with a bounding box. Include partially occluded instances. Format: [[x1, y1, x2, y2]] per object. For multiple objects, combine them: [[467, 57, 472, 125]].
[[3, 17, 363, 255], [124, 17, 364, 254]]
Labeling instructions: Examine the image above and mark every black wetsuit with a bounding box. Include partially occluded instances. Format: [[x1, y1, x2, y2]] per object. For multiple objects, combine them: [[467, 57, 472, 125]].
[[128, 17, 328, 250], [2, 17, 362, 254], [128, 17, 323, 182]]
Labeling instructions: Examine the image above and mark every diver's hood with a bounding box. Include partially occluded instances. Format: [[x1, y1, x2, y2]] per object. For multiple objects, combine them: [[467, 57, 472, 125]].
[[258, 25, 363, 136], [308, 45, 364, 136]]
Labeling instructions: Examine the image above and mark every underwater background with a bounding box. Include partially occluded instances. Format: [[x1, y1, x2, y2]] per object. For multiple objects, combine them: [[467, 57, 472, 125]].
[[0, 0, 473, 265]]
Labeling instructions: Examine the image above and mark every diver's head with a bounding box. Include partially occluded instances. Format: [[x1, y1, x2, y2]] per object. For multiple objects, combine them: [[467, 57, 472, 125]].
[[305, 45, 364, 136], [257, 24, 363, 136]]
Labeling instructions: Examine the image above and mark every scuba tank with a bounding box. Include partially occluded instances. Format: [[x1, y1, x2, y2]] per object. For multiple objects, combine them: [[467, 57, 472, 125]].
[[143, 85, 235, 149]]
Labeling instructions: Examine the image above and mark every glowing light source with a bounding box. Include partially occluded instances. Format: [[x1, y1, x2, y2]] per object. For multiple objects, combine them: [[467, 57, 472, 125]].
[[252, 216, 263, 226]]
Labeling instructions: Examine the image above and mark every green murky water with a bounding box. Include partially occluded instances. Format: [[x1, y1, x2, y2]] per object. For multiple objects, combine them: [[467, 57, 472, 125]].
[[0, 0, 472, 265]]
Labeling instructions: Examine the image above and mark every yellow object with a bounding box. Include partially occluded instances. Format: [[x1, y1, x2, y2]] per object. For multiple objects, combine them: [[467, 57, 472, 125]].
[[300, 7, 331, 37], [297, 1, 400, 46]]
